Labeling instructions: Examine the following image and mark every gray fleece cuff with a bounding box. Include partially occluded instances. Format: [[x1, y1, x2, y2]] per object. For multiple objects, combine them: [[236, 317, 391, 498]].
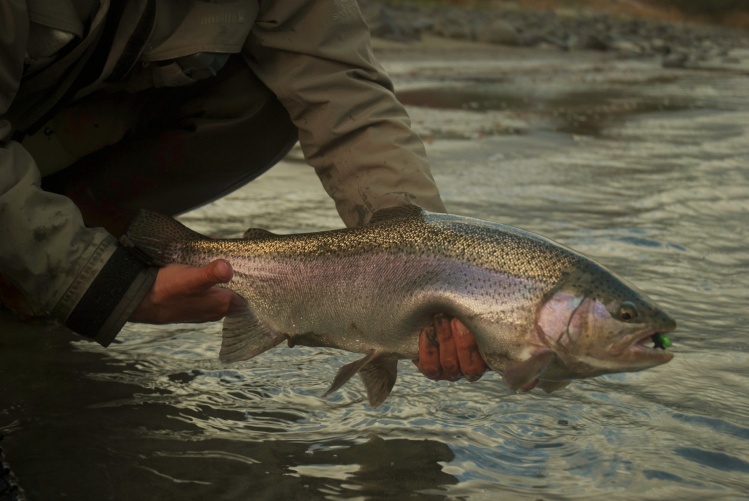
[[64, 245, 158, 347]]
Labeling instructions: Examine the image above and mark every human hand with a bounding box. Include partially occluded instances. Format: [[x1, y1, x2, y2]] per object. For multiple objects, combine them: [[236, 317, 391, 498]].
[[414, 315, 488, 382], [129, 259, 245, 324]]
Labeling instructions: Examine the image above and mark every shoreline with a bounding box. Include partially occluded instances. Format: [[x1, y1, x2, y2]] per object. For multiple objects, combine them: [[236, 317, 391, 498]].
[[362, 0, 749, 70]]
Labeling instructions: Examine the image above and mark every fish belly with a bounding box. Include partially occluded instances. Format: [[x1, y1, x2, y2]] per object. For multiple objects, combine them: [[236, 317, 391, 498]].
[[226, 252, 541, 360]]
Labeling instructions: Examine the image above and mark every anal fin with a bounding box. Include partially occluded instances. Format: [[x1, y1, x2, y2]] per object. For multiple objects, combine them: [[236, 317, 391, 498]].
[[219, 304, 285, 363]]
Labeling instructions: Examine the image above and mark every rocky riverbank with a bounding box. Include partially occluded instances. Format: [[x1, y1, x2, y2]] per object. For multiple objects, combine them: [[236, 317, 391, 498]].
[[360, 1, 749, 68]]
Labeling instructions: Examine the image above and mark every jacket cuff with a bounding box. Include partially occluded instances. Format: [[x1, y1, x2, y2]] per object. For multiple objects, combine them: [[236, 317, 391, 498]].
[[64, 245, 157, 347]]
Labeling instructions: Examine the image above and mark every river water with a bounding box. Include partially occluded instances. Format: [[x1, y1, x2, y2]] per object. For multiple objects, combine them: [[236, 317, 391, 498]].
[[1, 41, 748, 500]]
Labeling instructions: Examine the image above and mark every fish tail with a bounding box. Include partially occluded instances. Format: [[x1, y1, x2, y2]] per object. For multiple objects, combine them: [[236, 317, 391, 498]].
[[122, 210, 205, 265]]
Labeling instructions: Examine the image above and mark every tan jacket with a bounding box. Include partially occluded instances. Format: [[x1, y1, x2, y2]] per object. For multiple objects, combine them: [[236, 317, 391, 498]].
[[0, 0, 445, 345]]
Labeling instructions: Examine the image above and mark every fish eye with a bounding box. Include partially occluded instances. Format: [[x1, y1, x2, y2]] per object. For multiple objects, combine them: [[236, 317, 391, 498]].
[[618, 302, 639, 322]]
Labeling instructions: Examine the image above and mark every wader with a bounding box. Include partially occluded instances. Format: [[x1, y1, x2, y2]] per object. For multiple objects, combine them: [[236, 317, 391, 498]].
[[36, 57, 297, 236], [17, 0, 297, 236]]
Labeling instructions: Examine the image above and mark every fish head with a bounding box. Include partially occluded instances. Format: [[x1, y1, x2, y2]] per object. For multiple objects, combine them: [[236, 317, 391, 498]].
[[535, 267, 675, 381]]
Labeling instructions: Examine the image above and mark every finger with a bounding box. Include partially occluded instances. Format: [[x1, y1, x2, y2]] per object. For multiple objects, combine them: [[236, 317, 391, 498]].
[[435, 314, 461, 381], [204, 259, 233, 284], [176, 261, 233, 292], [452, 318, 488, 382], [414, 323, 441, 379]]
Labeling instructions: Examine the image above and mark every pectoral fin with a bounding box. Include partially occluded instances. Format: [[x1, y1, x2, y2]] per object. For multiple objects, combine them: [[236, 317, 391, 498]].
[[502, 350, 556, 393], [537, 380, 571, 394], [323, 352, 399, 407], [323, 350, 376, 397], [219, 304, 285, 363]]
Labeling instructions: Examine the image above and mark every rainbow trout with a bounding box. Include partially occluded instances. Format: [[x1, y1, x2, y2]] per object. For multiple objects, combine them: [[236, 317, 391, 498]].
[[123, 206, 675, 407]]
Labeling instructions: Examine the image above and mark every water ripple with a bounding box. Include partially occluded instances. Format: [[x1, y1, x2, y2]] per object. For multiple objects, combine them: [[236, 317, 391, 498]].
[[3, 51, 749, 501]]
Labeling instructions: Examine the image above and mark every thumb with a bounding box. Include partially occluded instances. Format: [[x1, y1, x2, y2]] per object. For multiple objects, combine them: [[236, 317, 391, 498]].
[[203, 259, 233, 284]]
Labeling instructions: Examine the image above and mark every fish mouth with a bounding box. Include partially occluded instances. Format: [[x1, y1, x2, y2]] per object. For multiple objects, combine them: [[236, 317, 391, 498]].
[[625, 329, 675, 365]]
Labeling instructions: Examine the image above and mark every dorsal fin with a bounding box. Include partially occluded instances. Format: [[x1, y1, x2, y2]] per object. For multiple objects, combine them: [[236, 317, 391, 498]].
[[122, 210, 205, 265], [368, 204, 425, 225], [242, 228, 276, 240]]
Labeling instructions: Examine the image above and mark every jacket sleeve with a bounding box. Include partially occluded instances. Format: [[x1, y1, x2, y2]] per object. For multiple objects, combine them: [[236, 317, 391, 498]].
[[0, 3, 156, 346], [243, 0, 446, 227]]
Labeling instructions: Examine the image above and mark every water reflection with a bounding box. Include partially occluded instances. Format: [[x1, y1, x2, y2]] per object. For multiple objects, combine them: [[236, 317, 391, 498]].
[[123, 436, 459, 500], [0, 321, 461, 500]]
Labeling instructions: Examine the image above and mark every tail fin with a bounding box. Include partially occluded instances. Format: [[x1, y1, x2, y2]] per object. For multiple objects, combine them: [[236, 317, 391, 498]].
[[122, 210, 205, 265]]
